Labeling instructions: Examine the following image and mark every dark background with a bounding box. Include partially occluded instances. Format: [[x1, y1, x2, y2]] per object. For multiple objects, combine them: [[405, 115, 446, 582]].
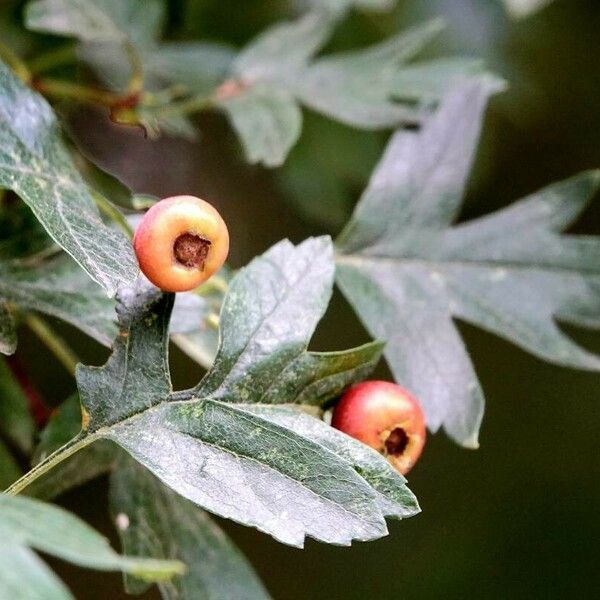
[[10, 0, 600, 597]]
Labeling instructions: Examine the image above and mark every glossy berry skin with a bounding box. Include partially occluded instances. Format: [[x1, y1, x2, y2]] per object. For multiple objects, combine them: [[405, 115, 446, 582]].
[[332, 381, 426, 475], [133, 195, 229, 292]]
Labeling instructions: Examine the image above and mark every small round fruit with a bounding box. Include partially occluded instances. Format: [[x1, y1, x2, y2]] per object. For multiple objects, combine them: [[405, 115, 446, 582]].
[[133, 195, 229, 292], [332, 381, 426, 475]]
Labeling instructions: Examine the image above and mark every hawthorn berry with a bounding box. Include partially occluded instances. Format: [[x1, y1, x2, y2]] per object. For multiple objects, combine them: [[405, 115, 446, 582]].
[[133, 195, 229, 292], [332, 380, 426, 475]]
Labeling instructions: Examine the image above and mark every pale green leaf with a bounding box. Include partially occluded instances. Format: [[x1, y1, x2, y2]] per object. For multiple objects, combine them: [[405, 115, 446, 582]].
[[25, 0, 164, 45], [257, 342, 384, 407], [194, 237, 335, 400], [0, 255, 117, 346], [0, 59, 138, 295], [336, 80, 600, 447], [104, 398, 389, 547], [220, 86, 302, 167], [226, 14, 484, 164], [0, 494, 185, 599], [0, 545, 71, 600], [64, 239, 415, 547], [502, 0, 555, 19], [237, 404, 419, 519], [392, 57, 486, 105], [80, 39, 233, 97], [111, 457, 271, 599], [170, 268, 232, 369], [295, 19, 446, 128], [305, 0, 395, 13], [143, 42, 234, 93], [233, 12, 333, 83]]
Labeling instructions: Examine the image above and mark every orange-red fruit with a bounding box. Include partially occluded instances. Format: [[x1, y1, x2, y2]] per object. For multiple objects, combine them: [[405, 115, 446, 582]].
[[332, 381, 426, 475], [133, 195, 229, 292]]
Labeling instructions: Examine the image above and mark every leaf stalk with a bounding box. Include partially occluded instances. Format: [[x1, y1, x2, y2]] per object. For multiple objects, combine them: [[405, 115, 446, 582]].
[[0, 41, 31, 84], [24, 314, 80, 377], [4, 432, 97, 495]]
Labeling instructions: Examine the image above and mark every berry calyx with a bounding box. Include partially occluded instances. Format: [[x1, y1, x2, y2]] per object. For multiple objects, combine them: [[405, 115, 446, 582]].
[[133, 195, 229, 292], [331, 380, 426, 475]]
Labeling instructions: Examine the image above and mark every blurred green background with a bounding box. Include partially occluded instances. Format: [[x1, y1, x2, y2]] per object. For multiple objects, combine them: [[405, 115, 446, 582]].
[[9, 0, 600, 597]]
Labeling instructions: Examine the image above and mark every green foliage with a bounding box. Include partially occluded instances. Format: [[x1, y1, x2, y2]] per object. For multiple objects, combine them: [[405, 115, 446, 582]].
[[28, 394, 117, 500], [0, 358, 35, 452], [223, 15, 485, 165], [336, 80, 600, 446], [306, 0, 396, 14], [502, 0, 555, 19], [0, 58, 137, 295], [170, 268, 232, 369], [21, 0, 486, 165], [1, 1, 599, 597], [111, 456, 271, 599], [26, 0, 164, 44], [66, 239, 416, 547], [0, 494, 184, 599], [0, 256, 117, 346]]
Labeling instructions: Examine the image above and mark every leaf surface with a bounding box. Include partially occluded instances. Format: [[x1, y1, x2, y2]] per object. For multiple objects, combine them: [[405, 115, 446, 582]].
[[25, 0, 163, 44], [170, 270, 232, 369], [238, 404, 419, 519], [295, 19, 444, 128], [110, 457, 271, 599], [28, 395, 118, 500], [0, 494, 184, 599], [66, 238, 415, 547], [0, 256, 117, 346], [336, 80, 600, 446], [307, 0, 395, 12], [220, 86, 302, 167], [225, 14, 485, 164], [502, 0, 555, 19], [0, 59, 137, 295]]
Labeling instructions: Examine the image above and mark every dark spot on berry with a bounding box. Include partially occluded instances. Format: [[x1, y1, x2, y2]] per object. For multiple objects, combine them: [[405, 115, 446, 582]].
[[385, 427, 409, 457], [173, 233, 211, 270]]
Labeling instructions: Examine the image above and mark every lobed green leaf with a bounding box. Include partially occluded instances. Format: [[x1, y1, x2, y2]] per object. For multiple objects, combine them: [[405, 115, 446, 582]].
[[110, 456, 272, 599], [0, 59, 138, 295], [336, 79, 600, 447], [56, 238, 416, 547], [0, 494, 185, 599], [0, 256, 117, 346]]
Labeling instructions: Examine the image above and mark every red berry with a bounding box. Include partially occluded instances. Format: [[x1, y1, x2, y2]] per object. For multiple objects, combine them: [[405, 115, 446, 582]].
[[332, 381, 426, 475], [133, 195, 229, 292]]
